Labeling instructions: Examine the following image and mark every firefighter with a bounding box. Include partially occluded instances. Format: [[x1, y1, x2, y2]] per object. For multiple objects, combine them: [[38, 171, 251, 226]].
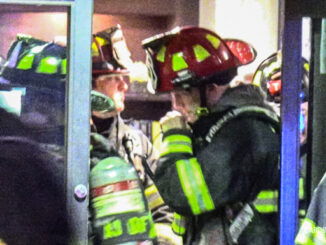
[[252, 51, 310, 142], [142, 26, 280, 245], [91, 26, 182, 245], [0, 34, 66, 147], [252, 51, 310, 218], [0, 35, 70, 244]]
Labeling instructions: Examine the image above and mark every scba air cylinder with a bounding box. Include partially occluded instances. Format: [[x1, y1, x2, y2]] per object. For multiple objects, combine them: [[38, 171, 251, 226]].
[[90, 156, 156, 244]]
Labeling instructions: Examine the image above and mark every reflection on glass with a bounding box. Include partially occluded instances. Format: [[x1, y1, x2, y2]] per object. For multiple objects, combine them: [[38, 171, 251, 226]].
[[0, 5, 70, 244], [0, 8, 67, 153]]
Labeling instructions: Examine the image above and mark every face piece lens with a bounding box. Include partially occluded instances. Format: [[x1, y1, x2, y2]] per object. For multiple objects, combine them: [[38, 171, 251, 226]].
[[91, 90, 115, 113]]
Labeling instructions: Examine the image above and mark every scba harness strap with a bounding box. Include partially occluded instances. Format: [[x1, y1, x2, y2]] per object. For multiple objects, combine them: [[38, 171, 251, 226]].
[[205, 105, 280, 143]]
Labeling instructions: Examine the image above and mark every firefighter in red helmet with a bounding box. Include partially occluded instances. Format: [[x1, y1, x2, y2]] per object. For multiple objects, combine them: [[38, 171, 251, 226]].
[[142, 26, 280, 245], [90, 26, 182, 244]]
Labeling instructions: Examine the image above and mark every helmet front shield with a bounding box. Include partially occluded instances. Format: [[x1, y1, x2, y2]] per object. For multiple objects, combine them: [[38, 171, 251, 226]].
[[225, 39, 257, 65]]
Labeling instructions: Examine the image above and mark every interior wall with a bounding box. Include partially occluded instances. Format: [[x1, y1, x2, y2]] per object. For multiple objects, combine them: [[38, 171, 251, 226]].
[[0, 0, 199, 63], [200, 0, 279, 81], [0, 12, 67, 58], [93, 0, 199, 63]]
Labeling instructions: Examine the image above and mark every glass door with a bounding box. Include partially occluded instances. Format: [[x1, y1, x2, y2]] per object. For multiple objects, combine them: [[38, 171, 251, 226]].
[[0, 1, 92, 244]]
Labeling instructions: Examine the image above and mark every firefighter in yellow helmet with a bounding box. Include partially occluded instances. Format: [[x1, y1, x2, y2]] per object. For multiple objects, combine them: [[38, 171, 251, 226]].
[[252, 51, 310, 220], [142, 26, 280, 245], [91, 25, 182, 245]]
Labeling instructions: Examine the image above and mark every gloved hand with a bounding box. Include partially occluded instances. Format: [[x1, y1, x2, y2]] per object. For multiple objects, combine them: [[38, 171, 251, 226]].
[[159, 111, 190, 134], [90, 133, 119, 166]]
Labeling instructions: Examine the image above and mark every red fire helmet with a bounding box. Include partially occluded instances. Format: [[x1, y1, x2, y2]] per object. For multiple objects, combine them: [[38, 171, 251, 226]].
[[142, 26, 256, 94]]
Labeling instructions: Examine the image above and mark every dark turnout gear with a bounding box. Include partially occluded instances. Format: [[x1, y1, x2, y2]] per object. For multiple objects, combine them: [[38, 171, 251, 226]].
[[154, 84, 280, 244], [252, 51, 309, 219], [0, 109, 69, 245], [142, 26, 279, 245]]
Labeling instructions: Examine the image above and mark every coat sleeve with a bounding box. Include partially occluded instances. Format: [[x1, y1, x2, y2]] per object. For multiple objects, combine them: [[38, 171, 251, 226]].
[[134, 130, 175, 223], [154, 117, 280, 216]]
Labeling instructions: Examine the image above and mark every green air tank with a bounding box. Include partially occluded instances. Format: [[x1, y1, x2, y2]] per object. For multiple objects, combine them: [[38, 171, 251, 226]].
[[90, 156, 156, 245]]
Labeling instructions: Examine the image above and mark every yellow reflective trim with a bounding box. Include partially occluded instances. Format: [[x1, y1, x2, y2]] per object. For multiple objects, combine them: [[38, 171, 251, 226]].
[[296, 218, 326, 245], [160, 143, 193, 157], [91, 42, 99, 56], [149, 217, 157, 239], [263, 61, 280, 78], [92, 37, 109, 57], [173, 212, 187, 235], [156, 46, 166, 63], [155, 223, 183, 245], [172, 221, 186, 236], [145, 185, 164, 209], [61, 58, 67, 75], [127, 216, 149, 235], [206, 34, 221, 49], [148, 195, 164, 210], [299, 177, 305, 200], [17, 54, 34, 70], [174, 213, 183, 222], [145, 185, 158, 196], [299, 209, 307, 217], [172, 52, 188, 72], [252, 70, 263, 86], [164, 134, 192, 144], [304, 62, 310, 72], [189, 158, 215, 211], [256, 190, 278, 199], [176, 159, 201, 214], [36, 57, 59, 74], [103, 219, 123, 239], [193, 44, 210, 62], [176, 158, 215, 215], [254, 204, 278, 213], [254, 190, 278, 213], [95, 36, 109, 46]]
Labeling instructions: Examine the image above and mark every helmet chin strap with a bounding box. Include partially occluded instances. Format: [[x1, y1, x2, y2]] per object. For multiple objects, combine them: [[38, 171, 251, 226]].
[[196, 85, 209, 117]]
